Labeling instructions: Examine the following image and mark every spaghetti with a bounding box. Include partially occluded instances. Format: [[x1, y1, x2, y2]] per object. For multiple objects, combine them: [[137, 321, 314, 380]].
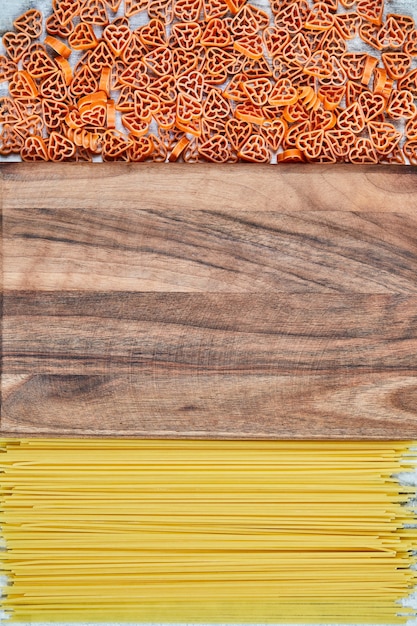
[[1, 439, 416, 623]]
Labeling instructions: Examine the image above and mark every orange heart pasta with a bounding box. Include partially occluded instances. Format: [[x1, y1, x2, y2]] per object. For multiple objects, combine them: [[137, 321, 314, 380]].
[[0, 0, 417, 162]]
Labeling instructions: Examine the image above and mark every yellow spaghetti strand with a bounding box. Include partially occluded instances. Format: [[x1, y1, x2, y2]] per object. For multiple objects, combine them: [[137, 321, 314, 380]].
[[1, 439, 416, 623]]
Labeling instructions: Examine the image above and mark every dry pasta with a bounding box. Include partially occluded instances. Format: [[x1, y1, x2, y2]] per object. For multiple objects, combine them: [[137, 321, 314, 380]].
[[1, 438, 417, 623]]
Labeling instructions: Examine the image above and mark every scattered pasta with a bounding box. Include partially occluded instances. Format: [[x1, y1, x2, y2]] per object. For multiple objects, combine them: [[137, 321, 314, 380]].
[[0, 0, 417, 162]]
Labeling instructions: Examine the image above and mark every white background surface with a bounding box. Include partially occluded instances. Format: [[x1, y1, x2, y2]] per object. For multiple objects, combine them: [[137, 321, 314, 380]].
[[1, 0, 417, 624]]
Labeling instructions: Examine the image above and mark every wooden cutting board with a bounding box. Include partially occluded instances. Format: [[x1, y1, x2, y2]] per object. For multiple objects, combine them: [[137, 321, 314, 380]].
[[1, 163, 417, 438]]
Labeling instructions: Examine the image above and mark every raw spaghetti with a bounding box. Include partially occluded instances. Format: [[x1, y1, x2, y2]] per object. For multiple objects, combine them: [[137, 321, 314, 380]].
[[1, 439, 417, 623]]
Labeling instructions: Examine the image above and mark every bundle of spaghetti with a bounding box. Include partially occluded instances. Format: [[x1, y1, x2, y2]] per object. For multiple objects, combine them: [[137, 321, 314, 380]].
[[1, 439, 417, 624]]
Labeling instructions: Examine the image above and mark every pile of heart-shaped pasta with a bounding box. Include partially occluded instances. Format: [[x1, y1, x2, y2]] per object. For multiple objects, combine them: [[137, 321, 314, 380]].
[[0, 0, 417, 162]]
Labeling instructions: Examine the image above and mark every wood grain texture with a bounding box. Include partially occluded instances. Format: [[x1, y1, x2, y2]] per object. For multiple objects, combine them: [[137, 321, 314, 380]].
[[4, 292, 417, 374], [1, 163, 417, 438], [2, 373, 417, 438], [4, 201, 417, 293], [2, 163, 417, 213]]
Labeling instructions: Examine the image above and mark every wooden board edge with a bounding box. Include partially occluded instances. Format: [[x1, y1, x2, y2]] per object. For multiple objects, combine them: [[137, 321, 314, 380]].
[[2, 162, 417, 214]]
